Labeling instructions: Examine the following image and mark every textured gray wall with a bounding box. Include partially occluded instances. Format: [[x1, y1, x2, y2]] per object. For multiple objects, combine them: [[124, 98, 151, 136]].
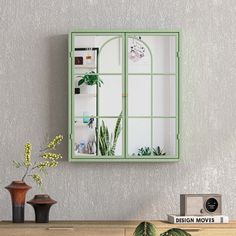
[[0, 0, 236, 221]]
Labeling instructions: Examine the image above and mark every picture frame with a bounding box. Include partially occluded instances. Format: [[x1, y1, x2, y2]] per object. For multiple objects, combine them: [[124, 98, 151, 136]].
[[74, 48, 98, 69]]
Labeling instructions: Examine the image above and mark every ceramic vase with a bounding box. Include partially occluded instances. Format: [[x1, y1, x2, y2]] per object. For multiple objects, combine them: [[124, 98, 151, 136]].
[[5, 181, 31, 223], [27, 194, 57, 223]]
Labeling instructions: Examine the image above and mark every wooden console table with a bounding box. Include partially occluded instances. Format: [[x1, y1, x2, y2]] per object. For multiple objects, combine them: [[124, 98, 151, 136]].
[[0, 221, 236, 236]]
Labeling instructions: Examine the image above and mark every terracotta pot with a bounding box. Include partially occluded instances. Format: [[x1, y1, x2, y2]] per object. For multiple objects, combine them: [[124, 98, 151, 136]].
[[5, 181, 31, 223], [27, 194, 57, 223]]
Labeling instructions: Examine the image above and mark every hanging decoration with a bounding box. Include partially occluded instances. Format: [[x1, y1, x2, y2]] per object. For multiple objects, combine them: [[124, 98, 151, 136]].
[[128, 36, 145, 62]]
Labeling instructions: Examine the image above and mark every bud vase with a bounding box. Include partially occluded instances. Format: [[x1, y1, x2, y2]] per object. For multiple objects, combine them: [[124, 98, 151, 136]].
[[27, 194, 57, 223], [5, 181, 31, 223]]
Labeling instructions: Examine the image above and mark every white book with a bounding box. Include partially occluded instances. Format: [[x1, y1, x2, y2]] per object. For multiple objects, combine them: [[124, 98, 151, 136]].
[[168, 214, 229, 224]]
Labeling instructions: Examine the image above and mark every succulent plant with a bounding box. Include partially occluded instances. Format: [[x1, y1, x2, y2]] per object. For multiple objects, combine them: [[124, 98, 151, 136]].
[[137, 146, 166, 156]]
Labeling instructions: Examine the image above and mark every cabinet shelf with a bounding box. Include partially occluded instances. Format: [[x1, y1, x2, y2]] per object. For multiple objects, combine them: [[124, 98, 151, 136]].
[[75, 122, 90, 127], [74, 93, 96, 97]]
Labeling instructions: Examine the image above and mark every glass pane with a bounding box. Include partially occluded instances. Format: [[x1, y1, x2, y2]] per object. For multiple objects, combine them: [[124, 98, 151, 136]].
[[128, 35, 176, 74], [74, 85, 97, 117], [99, 75, 122, 116], [74, 117, 98, 157], [153, 118, 176, 156], [153, 75, 176, 116], [128, 118, 151, 156], [97, 118, 123, 156], [74, 35, 122, 73], [128, 75, 151, 116]]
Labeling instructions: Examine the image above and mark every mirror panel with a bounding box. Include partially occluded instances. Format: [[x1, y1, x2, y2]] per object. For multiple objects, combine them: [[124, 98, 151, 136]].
[[74, 117, 97, 156], [128, 75, 151, 116], [152, 118, 176, 156], [99, 75, 122, 117], [98, 118, 123, 156], [69, 31, 179, 161], [128, 35, 176, 74], [74, 35, 122, 73], [153, 75, 176, 117], [128, 118, 151, 156]]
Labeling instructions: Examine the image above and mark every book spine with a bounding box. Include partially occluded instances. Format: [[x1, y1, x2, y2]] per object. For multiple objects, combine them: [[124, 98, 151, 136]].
[[168, 215, 229, 224]]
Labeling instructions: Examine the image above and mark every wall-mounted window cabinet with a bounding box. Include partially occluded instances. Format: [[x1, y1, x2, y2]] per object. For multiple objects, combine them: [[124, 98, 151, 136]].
[[68, 30, 181, 162]]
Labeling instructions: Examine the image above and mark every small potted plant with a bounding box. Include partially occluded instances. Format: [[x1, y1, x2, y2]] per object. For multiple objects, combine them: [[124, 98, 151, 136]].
[[133, 221, 191, 236], [78, 71, 103, 94], [5, 135, 63, 223]]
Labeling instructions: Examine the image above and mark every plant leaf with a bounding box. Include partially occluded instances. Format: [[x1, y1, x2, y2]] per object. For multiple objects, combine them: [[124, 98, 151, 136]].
[[160, 228, 191, 236], [133, 222, 157, 236], [78, 78, 84, 86]]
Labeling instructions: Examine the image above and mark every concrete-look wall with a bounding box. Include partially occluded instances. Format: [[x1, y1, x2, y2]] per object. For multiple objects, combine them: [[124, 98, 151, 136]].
[[0, 0, 236, 220]]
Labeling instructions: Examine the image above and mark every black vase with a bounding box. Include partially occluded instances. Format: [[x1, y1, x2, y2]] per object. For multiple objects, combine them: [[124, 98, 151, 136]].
[[27, 194, 56, 223]]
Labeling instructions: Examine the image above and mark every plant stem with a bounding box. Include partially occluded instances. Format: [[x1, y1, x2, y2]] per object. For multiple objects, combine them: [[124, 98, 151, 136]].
[[21, 166, 29, 182]]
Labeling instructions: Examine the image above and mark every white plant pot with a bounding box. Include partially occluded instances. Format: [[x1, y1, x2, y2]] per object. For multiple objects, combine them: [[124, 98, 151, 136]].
[[80, 85, 96, 94]]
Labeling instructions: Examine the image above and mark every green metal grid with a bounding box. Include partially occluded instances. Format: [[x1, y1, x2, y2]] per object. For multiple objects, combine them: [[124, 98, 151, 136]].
[[68, 30, 181, 162]]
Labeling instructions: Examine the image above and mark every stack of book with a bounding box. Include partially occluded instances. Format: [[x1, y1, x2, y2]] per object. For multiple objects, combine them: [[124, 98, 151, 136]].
[[167, 215, 229, 224]]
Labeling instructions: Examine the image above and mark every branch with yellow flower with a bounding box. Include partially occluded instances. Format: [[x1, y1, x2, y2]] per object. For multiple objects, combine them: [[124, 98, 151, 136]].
[[13, 135, 63, 189]]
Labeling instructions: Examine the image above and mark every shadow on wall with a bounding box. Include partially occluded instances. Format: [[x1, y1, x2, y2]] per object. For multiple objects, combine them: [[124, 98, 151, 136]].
[[47, 34, 68, 160]]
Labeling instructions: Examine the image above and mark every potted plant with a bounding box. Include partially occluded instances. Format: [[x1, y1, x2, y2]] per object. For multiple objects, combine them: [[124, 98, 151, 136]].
[[5, 135, 63, 223], [133, 221, 191, 236], [137, 146, 166, 156], [78, 71, 103, 94], [99, 112, 122, 156]]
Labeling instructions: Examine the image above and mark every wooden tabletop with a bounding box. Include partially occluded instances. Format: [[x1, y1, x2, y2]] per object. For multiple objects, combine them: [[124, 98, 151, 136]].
[[0, 220, 236, 229]]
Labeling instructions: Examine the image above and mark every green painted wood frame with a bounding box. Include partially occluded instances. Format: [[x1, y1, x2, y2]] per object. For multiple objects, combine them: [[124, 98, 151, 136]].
[[68, 30, 181, 162]]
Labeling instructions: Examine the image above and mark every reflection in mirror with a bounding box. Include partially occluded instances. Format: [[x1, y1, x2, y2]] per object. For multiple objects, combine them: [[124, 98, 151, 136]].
[[153, 118, 176, 156], [128, 118, 151, 156], [74, 36, 122, 73], [99, 75, 122, 116], [128, 35, 176, 74], [71, 33, 178, 160], [98, 116, 123, 156], [73, 35, 123, 157], [128, 75, 151, 116], [153, 75, 176, 116], [74, 117, 97, 156]]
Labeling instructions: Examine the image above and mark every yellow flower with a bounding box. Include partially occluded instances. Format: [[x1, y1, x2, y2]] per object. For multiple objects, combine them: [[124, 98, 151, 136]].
[[32, 174, 42, 187], [24, 142, 32, 167], [47, 135, 63, 149], [42, 152, 62, 160]]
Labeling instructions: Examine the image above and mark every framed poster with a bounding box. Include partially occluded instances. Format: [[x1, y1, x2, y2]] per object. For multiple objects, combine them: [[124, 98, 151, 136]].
[[74, 48, 98, 69]]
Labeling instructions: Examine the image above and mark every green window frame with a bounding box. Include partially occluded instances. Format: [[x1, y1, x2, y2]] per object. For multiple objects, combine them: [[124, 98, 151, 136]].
[[68, 30, 181, 162]]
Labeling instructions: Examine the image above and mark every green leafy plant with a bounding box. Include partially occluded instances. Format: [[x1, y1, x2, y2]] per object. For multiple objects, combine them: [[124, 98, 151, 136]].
[[160, 228, 191, 236], [12, 135, 63, 188], [137, 146, 166, 156], [133, 222, 157, 236], [78, 71, 103, 87], [99, 112, 122, 156], [133, 222, 191, 236]]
